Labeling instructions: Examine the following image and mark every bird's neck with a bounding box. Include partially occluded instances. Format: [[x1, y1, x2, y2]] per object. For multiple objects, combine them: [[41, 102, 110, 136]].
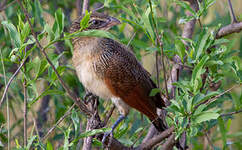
[[73, 36, 99, 48]]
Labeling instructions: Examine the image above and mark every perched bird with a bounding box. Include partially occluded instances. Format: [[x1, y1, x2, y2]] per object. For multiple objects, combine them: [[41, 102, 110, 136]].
[[69, 12, 166, 141]]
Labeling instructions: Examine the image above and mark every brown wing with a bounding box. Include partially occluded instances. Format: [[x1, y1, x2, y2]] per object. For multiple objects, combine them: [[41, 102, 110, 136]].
[[95, 38, 165, 118]]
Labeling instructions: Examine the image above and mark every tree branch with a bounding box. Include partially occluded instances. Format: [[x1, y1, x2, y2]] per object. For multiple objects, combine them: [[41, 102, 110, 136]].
[[0, 58, 28, 108], [23, 74, 27, 147], [161, 133, 176, 150], [0, 0, 16, 12], [136, 127, 174, 150], [195, 84, 241, 109], [76, 0, 82, 16], [142, 125, 158, 143], [82, 0, 90, 14], [41, 104, 75, 142], [216, 22, 242, 39], [221, 109, 242, 117]]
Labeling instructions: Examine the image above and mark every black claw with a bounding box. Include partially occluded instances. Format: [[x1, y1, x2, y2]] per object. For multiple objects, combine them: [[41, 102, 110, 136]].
[[83, 92, 97, 104]]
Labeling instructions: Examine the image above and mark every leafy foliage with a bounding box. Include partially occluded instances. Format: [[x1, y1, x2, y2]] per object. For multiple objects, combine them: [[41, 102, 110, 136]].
[[0, 0, 241, 150]]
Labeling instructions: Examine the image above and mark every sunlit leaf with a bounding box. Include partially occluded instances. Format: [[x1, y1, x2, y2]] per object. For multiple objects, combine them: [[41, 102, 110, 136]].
[[218, 117, 227, 149], [2, 21, 21, 48], [66, 29, 117, 40], [194, 111, 219, 124]]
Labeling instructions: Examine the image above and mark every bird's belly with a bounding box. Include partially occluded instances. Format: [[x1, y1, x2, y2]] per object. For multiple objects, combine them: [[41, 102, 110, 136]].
[[75, 62, 114, 100]]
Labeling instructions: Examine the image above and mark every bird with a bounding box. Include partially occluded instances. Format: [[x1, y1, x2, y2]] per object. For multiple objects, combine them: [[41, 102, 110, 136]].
[[69, 12, 167, 142]]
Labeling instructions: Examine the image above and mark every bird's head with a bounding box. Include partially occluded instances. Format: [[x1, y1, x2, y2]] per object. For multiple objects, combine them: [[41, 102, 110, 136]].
[[69, 12, 121, 33]]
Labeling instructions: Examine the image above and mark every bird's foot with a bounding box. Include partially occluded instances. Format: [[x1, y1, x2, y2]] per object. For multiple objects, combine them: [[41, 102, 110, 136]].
[[102, 130, 114, 148], [83, 92, 98, 104]]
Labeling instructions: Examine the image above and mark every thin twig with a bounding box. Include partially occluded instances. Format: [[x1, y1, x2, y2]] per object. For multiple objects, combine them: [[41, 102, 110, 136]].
[[0, 46, 10, 150], [204, 131, 214, 150], [221, 109, 242, 117], [103, 105, 115, 125], [0, 0, 16, 12], [16, 0, 92, 117], [227, 0, 238, 23], [82, 0, 90, 14], [41, 104, 75, 142], [93, 4, 104, 12], [198, 19, 203, 29], [195, 84, 241, 109], [148, 0, 169, 97], [0, 58, 28, 108], [155, 51, 160, 88], [127, 31, 137, 48], [76, 0, 82, 16], [23, 75, 27, 147], [32, 116, 40, 141]]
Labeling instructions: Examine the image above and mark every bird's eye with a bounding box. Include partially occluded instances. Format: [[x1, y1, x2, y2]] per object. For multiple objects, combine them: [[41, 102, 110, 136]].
[[92, 20, 98, 25], [90, 20, 104, 26]]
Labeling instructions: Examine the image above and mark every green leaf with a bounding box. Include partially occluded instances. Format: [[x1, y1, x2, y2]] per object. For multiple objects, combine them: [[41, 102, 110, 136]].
[[149, 88, 160, 96], [193, 104, 207, 115], [193, 91, 219, 105], [206, 60, 224, 66], [195, 29, 211, 60], [41, 90, 64, 97], [121, 6, 138, 22], [66, 29, 117, 40], [63, 127, 72, 150], [80, 10, 91, 31], [191, 55, 209, 93], [121, 17, 143, 29], [44, 24, 55, 41], [175, 38, 186, 63], [178, 16, 194, 24], [189, 126, 198, 137], [71, 109, 80, 138], [194, 111, 219, 124], [218, 117, 227, 149], [26, 135, 37, 150], [74, 128, 111, 142], [114, 121, 129, 139], [141, 7, 154, 43], [2, 21, 21, 48], [92, 138, 102, 147], [175, 0, 196, 16], [18, 14, 30, 43], [46, 141, 53, 150], [212, 39, 229, 46], [28, 89, 63, 107], [104, 0, 112, 7], [53, 8, 65, 39], [33, 0, 45, 27], [181, 117, 188, 128], [170, 100, 181, 110]]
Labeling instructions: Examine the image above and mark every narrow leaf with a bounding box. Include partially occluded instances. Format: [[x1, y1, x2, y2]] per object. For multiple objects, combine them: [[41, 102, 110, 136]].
[[2, 21, 21, 48], [194, 111, 219, 124]]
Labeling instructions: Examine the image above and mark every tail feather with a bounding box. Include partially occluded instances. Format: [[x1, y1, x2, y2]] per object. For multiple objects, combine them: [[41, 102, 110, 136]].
[[152, 117, 167, 132]]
